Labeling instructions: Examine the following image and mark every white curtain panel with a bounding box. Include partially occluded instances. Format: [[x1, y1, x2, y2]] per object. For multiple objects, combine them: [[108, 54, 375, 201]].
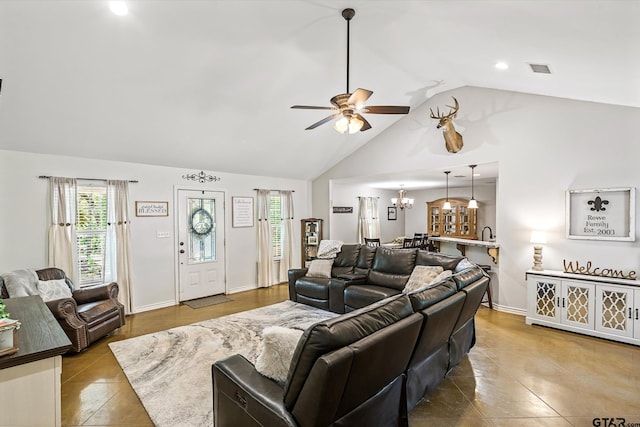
[[256, 189, 274, 287], [357, 196, 380, 243], [278, 191, 295, 281], [107, 180, 133, 314], [371, 197, 381, 239], [357, 197, 367, 244], [48, 177, 78, 282]]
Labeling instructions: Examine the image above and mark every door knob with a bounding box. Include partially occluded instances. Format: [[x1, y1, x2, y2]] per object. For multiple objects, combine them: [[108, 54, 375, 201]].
[[180, 241, 184, 246], [180, 249, 185, 254]]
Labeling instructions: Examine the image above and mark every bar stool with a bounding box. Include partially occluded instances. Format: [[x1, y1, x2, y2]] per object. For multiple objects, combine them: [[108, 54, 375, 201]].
[[479, 264, 493, 309]]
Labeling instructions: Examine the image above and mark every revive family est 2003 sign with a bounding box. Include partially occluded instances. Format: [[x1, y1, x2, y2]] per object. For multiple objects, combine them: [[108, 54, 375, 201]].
[[566, 187, 635, 241]]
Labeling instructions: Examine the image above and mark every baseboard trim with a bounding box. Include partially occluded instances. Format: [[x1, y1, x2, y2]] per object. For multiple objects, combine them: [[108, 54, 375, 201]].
[[482, 302, 526, 316], [226, 284, 258, 294], [132, 300, 175, 314]]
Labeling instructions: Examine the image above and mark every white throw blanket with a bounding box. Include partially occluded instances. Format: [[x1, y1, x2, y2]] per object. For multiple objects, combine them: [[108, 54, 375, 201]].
[[317, 240, 343, 259]]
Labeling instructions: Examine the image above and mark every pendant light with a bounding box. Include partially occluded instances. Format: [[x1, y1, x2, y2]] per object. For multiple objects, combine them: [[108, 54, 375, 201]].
[[443, 171, 452, 211], [468, 165, 478, 209]]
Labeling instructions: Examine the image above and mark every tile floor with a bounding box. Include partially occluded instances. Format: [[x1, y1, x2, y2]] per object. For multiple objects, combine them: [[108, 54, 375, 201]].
[[61, 284, 640, 426]]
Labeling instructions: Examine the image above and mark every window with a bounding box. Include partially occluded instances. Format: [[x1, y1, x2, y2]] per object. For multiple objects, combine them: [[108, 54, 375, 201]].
[[269, 194, 282, 259], [76, 184, 108, 286]]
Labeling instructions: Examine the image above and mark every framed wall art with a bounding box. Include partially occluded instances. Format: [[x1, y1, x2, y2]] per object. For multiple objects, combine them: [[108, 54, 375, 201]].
[[135, 201, 169, 217], [388, 206, 397, 221], [566, 187, 635, 241], [232, 196, 254, 228]]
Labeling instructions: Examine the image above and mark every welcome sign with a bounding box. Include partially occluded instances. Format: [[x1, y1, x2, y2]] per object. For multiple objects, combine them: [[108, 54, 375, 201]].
[[566, 188, 635, 241]]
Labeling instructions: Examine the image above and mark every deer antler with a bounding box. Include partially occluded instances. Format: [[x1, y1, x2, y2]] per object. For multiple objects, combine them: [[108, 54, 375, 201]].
[[430, 97, 459, 119]]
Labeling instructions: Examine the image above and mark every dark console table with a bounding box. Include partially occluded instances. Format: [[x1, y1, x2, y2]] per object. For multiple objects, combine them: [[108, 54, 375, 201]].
[[0, 295, 72, 426]]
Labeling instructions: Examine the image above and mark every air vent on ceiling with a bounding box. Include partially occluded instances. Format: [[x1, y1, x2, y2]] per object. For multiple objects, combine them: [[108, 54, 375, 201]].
[[529, 63, 551, 74]]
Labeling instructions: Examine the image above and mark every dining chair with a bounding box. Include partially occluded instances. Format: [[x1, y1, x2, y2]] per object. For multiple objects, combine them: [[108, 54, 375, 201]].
[[364, 237, 381, 247], [402, 238, 414, 248], [413, 233, 428, 249]]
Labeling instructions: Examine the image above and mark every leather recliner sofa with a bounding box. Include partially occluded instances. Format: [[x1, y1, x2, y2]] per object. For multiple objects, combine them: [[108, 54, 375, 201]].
[[287, 243, 490, 410], [212, 294, 424, 427], [0, 267, 125, 352], [212, 247, 490, 425], [289, 244, 469, 314]]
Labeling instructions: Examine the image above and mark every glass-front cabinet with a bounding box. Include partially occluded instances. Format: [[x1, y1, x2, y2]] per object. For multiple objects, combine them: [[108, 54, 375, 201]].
[[427, 198, 477, 239], [301, 218, 323, 267]]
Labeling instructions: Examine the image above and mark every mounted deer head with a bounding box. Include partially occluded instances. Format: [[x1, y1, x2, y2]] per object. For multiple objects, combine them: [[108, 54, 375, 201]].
[[430, 97, 463, 153]]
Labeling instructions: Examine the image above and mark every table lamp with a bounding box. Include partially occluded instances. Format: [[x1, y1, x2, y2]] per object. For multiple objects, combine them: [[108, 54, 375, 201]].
[[530, 230, 547, 271]]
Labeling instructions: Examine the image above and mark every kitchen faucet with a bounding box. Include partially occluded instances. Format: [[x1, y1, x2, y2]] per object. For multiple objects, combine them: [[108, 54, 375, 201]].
[[482, 226, 494, 241]]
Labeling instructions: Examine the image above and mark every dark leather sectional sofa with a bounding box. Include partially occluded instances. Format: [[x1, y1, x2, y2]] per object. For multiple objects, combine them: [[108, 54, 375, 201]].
[[288, 244, 468, 314], [212, 244, 489, 426]]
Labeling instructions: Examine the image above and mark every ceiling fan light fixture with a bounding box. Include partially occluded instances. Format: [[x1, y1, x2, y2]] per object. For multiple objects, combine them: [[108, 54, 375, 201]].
[[348, 116, 364, 134], [291, 8, 409, 133], [334, 115, 363, 134], [334, 116, 349, 134]]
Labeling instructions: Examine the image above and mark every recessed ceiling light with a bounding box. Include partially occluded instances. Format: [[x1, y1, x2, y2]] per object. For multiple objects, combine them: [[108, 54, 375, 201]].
[[495, 61, 509, 70], [109, 1, 128, 16]]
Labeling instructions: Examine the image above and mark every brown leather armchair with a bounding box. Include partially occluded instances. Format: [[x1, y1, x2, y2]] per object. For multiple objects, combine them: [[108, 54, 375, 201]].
[[0, 267, 125, 352]]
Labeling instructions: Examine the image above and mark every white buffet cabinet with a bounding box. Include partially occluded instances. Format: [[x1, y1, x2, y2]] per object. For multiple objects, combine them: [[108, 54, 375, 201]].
[[526, 270, 640, 346]]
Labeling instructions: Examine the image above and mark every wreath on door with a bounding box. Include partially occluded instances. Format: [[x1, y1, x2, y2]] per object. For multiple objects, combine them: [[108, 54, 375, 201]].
[[191, 208, 213, 236]]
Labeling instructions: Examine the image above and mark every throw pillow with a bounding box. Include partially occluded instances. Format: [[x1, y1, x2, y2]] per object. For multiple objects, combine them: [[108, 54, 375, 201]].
[[306, 259, 333, 278], [255, 326, 304, 384], [37, 279, 73, 302], [2, 269, 39, 297], [403, 265, 444, 293]]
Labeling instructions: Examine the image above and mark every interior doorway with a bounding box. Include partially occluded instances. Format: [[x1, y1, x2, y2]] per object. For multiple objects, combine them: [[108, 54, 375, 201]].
[[176, 189, 226, 301]]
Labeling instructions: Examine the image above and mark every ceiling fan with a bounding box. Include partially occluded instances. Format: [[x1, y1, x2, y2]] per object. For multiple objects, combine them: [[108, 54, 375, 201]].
[[291, 8, 410, 134]]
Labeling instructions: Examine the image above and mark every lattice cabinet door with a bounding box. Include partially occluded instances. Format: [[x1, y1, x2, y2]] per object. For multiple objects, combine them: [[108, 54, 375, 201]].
[[527, 276, 562, 323], [561, 280, 595, 330], [595, 284, 634, 338], [634, 289, 640, 340]]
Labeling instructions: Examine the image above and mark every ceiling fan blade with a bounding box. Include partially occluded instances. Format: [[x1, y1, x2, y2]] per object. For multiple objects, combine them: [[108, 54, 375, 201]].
[[291, 105, 337, 110], [347, 88, 373, 106], [305, 113, 340, 130], [364, 105, 410, 114], [354, 114, 372, 132]]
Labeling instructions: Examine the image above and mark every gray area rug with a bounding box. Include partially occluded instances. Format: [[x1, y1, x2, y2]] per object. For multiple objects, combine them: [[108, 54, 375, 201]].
[[182, 295, 233, 309], [109, 300, 337, 427]]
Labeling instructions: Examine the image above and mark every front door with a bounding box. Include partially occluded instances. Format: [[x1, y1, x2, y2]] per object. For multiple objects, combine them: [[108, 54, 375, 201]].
[[177, 190, 225, 301]]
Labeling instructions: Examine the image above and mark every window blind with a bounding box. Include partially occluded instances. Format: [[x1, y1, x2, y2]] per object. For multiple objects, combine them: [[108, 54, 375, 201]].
[[269, 194, 282, 259], [76, 185, 108, 285]]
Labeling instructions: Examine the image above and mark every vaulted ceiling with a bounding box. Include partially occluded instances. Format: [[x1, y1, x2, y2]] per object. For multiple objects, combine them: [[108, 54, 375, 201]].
[[0, 1, 638, 181]]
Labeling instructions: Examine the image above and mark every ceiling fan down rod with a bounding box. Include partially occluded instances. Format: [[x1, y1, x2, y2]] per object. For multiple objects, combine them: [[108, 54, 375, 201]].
[[342, 8, 355, 95]]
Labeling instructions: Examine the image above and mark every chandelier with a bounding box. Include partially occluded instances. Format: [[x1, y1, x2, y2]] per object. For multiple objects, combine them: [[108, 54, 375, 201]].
[[391, 185, 414, 210]]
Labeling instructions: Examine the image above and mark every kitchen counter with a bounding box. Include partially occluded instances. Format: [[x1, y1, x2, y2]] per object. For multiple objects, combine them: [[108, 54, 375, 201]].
[[428, 236, 499, 264]]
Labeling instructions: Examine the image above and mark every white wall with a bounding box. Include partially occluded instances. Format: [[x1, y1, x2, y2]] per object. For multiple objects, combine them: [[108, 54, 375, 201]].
[[329, 183, 404, 243], [313, 86, 640, 313], [0, 150, 311, 312]]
